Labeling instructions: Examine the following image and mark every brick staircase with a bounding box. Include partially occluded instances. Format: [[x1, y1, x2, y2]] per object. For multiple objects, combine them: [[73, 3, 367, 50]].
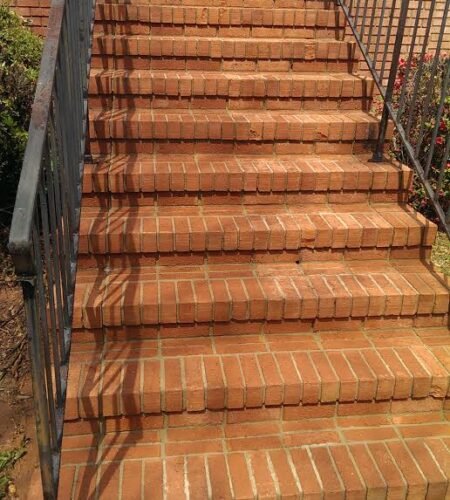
[[53, 0, 450, 497]]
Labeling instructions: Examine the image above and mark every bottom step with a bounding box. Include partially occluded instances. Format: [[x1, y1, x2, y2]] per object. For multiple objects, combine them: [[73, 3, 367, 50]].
[[57, 409, 450, 499]]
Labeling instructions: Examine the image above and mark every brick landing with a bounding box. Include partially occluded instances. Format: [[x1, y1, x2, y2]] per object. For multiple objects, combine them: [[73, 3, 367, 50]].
[[59, 411, 450, 499]]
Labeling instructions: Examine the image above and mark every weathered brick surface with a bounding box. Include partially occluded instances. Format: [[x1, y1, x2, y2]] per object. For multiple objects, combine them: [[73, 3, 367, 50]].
[[88, 69, 375, 110], [54, 416, 450, 499], [43, 0, 450, 495], [78, 205, 436, 258], [72, 261, 448, 328], [65, 332, 450, 419]]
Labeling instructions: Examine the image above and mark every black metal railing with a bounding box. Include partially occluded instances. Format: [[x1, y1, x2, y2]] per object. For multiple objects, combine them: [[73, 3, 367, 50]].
[[8, 0, 95, 498], [337, 0, 450, 235]]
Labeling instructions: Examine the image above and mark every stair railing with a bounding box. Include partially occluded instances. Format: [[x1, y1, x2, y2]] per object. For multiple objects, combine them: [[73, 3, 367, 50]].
[[8, 0, 95, 497], [337, 0, 450, 235]]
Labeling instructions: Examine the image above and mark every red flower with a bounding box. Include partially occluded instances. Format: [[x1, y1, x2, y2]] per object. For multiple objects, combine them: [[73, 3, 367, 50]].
[[398, 57, 407, 69], [439, 120, 447, 131], [394, 77, 403, 90], [435, 136, 444, 145]]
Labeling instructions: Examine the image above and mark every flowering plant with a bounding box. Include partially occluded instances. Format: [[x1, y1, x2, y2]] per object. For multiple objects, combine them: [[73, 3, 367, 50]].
[[390, 53, 449, 226]]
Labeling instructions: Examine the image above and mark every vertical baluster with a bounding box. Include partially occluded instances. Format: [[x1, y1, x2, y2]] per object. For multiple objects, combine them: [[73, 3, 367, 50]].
[[396, 0, 422, 122], [32, 220, 58, 454], [405, 0, 437, 137], [38, 170, 63, 406], [380, 0, 399, 84], [373, 0, 409, 161], [360, 0, 370, 42], [46, 127, 69, 362], [50, 101, 73, 319], [348, 0, 355, 18], [372, 0, 388, 68], [49, 118, 71, 352], [354, 0, 362, 30], [21, 264, 56, 499], [366, 0, 378, 54]]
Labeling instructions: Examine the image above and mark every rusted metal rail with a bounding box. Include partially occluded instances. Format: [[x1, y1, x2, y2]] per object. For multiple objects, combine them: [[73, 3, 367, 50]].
[[8, 0, 95, 497]]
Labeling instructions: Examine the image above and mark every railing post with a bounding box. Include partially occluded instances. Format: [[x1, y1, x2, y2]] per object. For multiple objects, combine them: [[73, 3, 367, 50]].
[[21, 278, 57, 500], [372, 0, 410, 162]]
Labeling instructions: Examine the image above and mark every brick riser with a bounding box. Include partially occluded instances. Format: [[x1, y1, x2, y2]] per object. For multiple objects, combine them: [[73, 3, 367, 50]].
[[93, 5, 346, 35], [49, 1, 450, 498]]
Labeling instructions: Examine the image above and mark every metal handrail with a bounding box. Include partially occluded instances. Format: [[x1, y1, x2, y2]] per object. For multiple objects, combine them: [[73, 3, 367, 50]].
[[8, 0, 95, 497], [337, 0, 450, 236]]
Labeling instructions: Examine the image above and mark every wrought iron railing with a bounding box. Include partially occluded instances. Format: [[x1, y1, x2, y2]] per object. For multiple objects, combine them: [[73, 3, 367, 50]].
[[337, 0, 450, 235], [8, 0, 95, 497]]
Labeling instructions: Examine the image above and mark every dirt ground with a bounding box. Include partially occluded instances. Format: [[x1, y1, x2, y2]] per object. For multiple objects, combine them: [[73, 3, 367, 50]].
[[0, 234, 38, 499]]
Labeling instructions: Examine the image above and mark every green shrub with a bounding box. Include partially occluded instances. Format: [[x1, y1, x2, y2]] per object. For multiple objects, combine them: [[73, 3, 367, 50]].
[[0, 5, 42, 226], [390, 53, 449, 227]]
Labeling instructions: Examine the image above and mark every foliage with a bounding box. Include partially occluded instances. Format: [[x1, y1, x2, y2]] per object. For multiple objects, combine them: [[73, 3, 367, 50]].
[[0, 5, 42, 226], [432, 231, 450, 276], [0, 444, 26, 498], [389, 53, 449, 227]]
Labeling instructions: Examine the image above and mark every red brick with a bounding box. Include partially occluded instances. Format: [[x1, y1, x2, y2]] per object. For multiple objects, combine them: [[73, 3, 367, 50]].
[[207, 455, 233, 499], [164, 358, 183, 412], [290, 448, 323, 497], [204, 356, 226, 409]]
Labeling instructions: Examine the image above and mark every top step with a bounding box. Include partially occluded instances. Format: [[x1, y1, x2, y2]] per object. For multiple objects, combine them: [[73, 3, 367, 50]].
[[95, 5, 345, 39], [97, 1, 339, 10]]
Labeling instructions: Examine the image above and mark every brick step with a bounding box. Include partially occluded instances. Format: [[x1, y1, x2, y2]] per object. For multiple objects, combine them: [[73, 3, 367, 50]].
[[94, 16, 345, 40], [58, 414, 450, 498], [89, 110, 380, 156], [89, 70, 373, 111], [72, 260, 449, 330], [92, 36, 356, 60], [78, 204, 436, 261], [94, 22, 344, 41], [94, 5, 345, 37], [95, 0, 339, 10], [82, 154, 412, 207], [65, 330, 449, 418], [91, 36, 359, 72]]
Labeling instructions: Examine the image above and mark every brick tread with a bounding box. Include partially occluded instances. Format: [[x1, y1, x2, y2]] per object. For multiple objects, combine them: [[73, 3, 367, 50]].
[[89, 70, 373, 99], [83, 154, 411, 196], [78, 203, 436, 256], [73, 260, 449, 329], [58, 423, 450, 498], [65, 329, 450, 418], [90, 109, 379, 143]]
